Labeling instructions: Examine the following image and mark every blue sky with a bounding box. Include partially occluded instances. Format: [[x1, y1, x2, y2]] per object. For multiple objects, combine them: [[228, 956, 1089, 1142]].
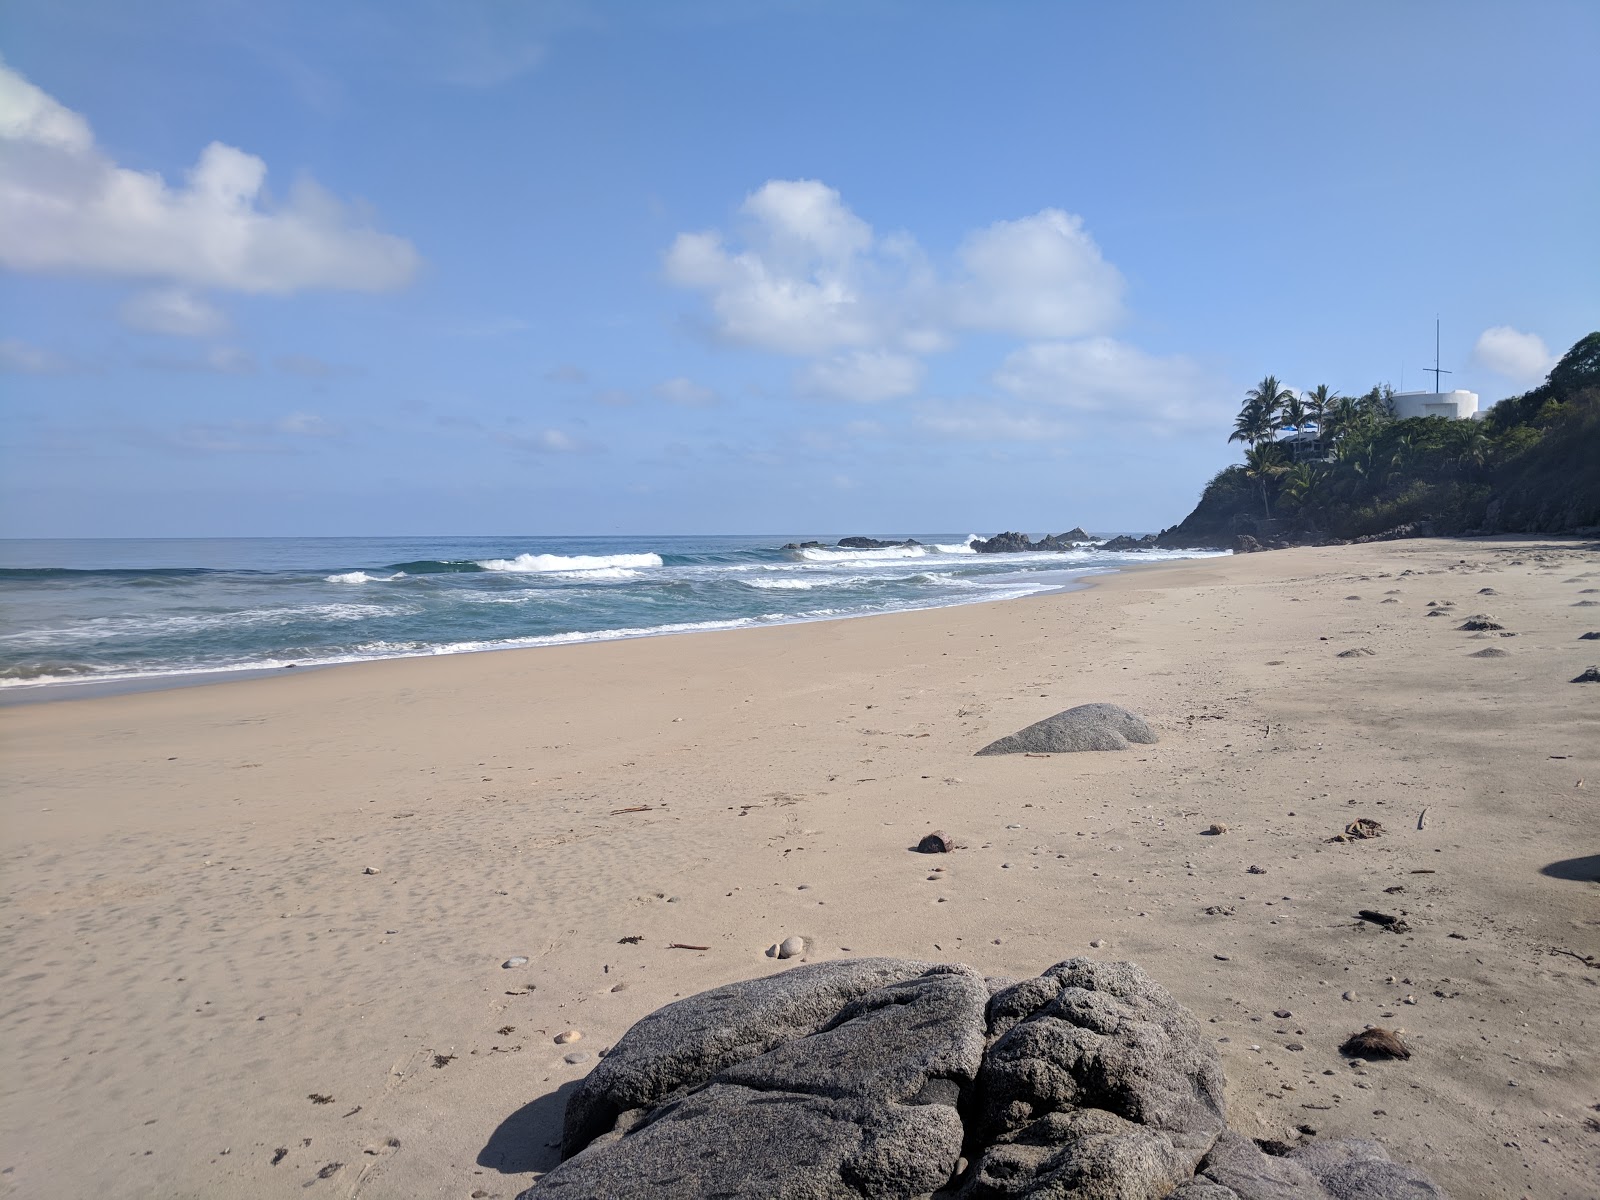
[[2, 0, 1595, 538]]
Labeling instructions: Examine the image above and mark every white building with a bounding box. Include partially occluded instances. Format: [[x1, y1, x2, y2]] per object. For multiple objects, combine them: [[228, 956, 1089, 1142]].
[[1390, 389, 1480, 420]]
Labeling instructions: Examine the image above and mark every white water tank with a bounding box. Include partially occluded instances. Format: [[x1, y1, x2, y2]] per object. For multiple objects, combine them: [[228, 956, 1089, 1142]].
[[1391, 390, 1479, 420]]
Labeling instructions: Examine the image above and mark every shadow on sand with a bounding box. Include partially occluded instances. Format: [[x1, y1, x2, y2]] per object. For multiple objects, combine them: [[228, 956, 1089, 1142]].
[[479, 1078, 582, 1177], [1541, 853, 1600, 883]]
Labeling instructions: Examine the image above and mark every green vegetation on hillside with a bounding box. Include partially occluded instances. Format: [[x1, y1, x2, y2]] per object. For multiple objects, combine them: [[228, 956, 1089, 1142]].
[[1159, 332, 1600, 545]]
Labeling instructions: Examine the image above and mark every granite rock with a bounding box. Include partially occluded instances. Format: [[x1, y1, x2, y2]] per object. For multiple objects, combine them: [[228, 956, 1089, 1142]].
[[975, 703, 1158, 756]]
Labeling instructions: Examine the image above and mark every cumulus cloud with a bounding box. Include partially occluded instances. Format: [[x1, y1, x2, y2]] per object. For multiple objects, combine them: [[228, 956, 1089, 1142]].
[[665, 180, 1147, 415], [118, 288, 228, 337], [0, 61, 418, 294], [1473, 326, 1554, 383], [0, 336, 73, 373], [798, 349, 924, 402], [993, 337, 1220, 429], [655, 376, 720, 407], [953, 211, 1124, 338]]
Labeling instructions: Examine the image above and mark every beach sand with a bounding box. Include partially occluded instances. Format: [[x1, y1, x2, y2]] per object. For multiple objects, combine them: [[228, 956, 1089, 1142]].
[[2, 537, 1597, 1199]]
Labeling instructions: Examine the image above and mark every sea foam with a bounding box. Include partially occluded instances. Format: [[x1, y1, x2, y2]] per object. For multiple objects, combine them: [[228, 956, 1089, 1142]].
[[325, 571, 406, 584], [795, 545, 928, 562], [475, 552, 663, 573]]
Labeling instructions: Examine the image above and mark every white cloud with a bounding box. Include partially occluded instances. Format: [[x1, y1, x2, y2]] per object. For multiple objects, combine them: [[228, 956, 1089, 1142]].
[[1473, 326, 1554, 383], [276, 412, 341, 436], [664, 181, 1134, 410], [914, 402, 1074, 443], [953, 210, 1124, 339], [665, 182, 1126, 363], [140, 346, 257, 374], [0, 61, 419, 294], [993, 337, 1220, 429], [0, 336, 72, 373], [495, 428, 586, 454], [655, 376, 720, 407], [798, 349, 924, 402], [118, 288, 228, 337], [664, 181, 882, 356]]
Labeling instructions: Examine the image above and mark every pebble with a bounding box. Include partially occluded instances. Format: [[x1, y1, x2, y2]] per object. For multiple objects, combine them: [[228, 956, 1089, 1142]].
[[1247, 865, 1266, 874], [1090, 939, 1106, 948], [1342, 990, 1358, 1001], [1207, 823, 1229, 835], [362, 867, 380, 875], [502, 956, 529, 969], [777, 936, 805, 959], [1274, 1009, 1292, 1018], [563, 1051, 591, 1065], [554, 1029, 582, 1045]]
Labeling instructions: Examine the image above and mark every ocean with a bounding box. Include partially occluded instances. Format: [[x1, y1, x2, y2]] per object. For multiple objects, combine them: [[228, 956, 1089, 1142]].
[[0, 534, 1224, 695]]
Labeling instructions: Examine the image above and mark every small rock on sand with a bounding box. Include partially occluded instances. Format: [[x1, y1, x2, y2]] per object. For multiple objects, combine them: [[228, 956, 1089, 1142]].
[[563, 1051, 592, 1065], [1581, 632, 1600, 640], [916, 831, 956, 853], [362, 866, 380, 875], [554, 1029, 582, 1045], [1336, 648, 1376, 658], [1205, 823, 1229, 835], [1090, 939, 1106, 948], [1572, 666, 1600, 683], [975, 702, 1157, 755], [502, 956, 529, 968], [1470, 648, 1509, 658], [777, 935, 806, 959]]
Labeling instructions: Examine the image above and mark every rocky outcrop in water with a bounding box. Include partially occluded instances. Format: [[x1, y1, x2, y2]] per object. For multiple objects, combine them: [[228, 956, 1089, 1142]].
[[522, 957, 1445, 1199], [970, 530, 1098, 554]]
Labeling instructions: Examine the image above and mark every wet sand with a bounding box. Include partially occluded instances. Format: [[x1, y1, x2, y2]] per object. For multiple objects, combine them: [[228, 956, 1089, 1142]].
[[2, 537, 1597, 1198]]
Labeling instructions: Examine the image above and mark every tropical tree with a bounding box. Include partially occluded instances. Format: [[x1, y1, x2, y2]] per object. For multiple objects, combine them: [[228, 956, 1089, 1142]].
[[1241, 441, 1287, 518], [1278, 391, 1311, 435], [1243, 375, 1294, 437], [1228, 398, 1275, 447], [1301, 384, 1340, 431]]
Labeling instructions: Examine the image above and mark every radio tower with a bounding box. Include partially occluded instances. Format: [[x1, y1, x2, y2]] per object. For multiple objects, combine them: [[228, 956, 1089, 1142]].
[[1424, 317, 1452, 393]]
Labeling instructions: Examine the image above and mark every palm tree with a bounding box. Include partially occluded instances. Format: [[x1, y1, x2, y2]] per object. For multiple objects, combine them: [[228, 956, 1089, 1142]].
[[1242, 442, 1287, 518], [1278, 391, 1310, 435], [1242, 375, 1294, 439], [1302, 384, 1340, 431], [1229, 398, 1274, 447], [1322, 393, 1363, 443]]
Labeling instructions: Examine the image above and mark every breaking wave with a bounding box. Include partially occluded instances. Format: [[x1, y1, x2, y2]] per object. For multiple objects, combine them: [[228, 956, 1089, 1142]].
[[475, 552, 664, 573]]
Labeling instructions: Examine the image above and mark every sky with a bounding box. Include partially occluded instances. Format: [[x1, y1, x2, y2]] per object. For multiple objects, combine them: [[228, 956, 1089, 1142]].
[[1, 0, 1596, 538]]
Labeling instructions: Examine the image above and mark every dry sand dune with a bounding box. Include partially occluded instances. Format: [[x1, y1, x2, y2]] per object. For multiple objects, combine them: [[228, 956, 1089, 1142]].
[[2, 537, 1597, 1198]]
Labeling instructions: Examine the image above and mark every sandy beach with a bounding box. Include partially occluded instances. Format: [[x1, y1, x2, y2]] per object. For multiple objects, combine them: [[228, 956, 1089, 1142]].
[[2, 536, 1597, 1200]]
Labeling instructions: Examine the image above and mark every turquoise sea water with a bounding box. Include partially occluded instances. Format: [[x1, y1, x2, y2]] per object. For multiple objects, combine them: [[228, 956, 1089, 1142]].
[[0, 534, 1224, 693]]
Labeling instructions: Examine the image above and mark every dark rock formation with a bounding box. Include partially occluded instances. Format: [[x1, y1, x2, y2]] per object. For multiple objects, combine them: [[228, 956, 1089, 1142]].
[[521, 957, 1446, 1200], [975, 703, 1158, 756], [782, 540, 826, 550], [1099, 534, 1159, 552], [838, 537, 923, 549], [966, 534, 1107, 556], [971, 531, 1036, 554]]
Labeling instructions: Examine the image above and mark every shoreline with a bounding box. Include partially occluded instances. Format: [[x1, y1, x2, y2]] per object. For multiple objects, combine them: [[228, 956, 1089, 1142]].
[[0, 562, 1136, 707], [3, 537, 1596, 1198]]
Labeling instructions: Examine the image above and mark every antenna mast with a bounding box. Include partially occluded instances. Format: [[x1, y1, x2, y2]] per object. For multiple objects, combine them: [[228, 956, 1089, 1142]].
[[1424, 316, 1452, 393]]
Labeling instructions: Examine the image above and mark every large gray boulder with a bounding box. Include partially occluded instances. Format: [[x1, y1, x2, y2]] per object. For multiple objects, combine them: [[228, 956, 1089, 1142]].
[[975, 704, 1158, 756], [956, 959, 1226, 1197], [1171, 1131, 1446, 1199], [558, 957, 944, 1158], [537, 963, 989, 1198], [518, 958, 1447, 1200]]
